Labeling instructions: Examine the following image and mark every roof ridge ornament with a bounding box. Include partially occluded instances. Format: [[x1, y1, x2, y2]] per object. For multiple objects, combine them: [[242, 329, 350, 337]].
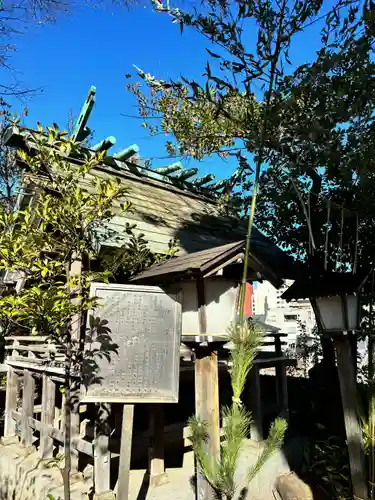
[[4, 85, 236, 199], [71, 85, 96, 143]]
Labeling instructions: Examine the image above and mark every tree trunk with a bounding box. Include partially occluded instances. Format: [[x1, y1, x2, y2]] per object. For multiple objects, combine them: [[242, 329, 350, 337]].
[[63, 334, 72, 500]]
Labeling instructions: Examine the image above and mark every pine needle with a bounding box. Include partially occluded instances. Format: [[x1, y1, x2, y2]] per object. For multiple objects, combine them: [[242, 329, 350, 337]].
[[188, 415, 220, 490], [247, 417, 288, 484], [229, 320, 263, 401]]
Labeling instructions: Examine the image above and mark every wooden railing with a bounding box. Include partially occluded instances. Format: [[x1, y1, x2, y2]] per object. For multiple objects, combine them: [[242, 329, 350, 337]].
[[4, 335, 64, 373], [258, 332, 288, 354], [3, 335, 112, 494]]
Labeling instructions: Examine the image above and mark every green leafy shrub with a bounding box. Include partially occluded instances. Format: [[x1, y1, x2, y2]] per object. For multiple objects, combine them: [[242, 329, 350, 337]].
[[307, 436, 350, 499]]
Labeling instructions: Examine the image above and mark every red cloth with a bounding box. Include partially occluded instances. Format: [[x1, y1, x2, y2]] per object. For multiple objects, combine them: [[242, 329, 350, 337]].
[[238, 282, 253, 318], [244, 282, 253, 318]]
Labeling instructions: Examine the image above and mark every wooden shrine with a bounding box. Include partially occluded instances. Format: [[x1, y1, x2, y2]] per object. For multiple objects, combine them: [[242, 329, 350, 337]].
[[0, 87, 300, 499], [131, 240, 297, 498]]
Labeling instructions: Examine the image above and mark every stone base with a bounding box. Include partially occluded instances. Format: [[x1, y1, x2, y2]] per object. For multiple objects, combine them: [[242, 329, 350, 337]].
[[0, 435, 19, 446], [275, 472, 313, 500], [0, 441, 89, 499], [94, 492, 116, 500], [150, 472, 169, 488]]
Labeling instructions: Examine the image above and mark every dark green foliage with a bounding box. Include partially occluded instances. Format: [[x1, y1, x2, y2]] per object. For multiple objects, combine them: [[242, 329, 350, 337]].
[[305, 436, 351, 499], [101, 232, 178, 281], [0, 103, 21, 209], [0, 126, 174, 500], [129, 2, 375, 497], [131, 0, 375, 271]]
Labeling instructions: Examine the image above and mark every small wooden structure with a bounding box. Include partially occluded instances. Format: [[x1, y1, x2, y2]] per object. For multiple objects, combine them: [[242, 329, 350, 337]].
[[1, 242, 297, 499], [4, 123, 302, 272], [131, 241, 296, 498]]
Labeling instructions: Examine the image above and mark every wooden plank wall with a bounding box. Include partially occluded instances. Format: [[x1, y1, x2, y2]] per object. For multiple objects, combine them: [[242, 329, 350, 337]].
[[81, 169, 245, 255]]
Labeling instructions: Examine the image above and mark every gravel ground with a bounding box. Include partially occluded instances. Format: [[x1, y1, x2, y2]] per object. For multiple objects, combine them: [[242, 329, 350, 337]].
[[127, 438, 302, 500]]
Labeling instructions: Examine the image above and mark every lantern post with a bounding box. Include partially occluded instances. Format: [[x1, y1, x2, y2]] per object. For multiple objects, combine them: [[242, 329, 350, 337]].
[[282, 272, 369, 500]]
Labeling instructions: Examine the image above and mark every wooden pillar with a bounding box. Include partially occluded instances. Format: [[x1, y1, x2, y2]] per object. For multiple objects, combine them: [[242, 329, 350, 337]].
[[274, 335, 282, 408], [279, 362, 289, 419], [194, 276, 220, 500], [148, 404, 168, 487], [4, 366, 19, 437], [59, 392, 66, 455], [333, 335, 368, 500], [21, 370, 35, 446], [249, 364, 263, 441], [94, 403, 111, 494], [117, 404, 134, 500], [70, 410, 80, 472], [12, 338, 20, 357], [195, 347, 220, 500], [40, 375, 56, 458]]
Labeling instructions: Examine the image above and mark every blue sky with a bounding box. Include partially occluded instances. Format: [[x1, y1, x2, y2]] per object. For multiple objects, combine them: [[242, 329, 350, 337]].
[[1, 1, 328, 181]]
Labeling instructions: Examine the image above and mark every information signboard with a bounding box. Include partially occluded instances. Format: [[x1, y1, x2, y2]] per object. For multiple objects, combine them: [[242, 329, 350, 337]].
[[81, 283, 182, 403]]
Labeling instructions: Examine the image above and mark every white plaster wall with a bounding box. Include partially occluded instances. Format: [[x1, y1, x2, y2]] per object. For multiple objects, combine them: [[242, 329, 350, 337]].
[[171, 278, 239, 336]]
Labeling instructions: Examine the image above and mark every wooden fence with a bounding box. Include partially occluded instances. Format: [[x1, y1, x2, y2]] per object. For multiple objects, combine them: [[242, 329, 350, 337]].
[[4, 335, 119, 495]]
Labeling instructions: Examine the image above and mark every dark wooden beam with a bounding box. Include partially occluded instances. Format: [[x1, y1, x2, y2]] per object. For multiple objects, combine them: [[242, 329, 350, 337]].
[[194, 277, 220, 500], [334, 335, 368, 500]]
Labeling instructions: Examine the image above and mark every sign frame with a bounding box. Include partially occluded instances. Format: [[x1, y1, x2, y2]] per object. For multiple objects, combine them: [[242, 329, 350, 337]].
[[81, 282, 182, 404]]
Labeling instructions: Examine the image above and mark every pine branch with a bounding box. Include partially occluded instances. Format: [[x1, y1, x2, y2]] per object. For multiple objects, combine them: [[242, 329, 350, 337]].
[[229, 320, 263, 402], [188, 415, 221, 493], [188, 319, 287, 499], [247, 417, 288, 484]]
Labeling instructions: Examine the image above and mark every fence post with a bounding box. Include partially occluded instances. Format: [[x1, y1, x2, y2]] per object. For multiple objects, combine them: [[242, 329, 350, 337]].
[[40, 375, 56, 458], [195, 347, 220, 500], [59, 392, 66, 455], [4, 366, 19, 436], [148, 404, 168, 487], [71, 410, 80, 472], [61, 392, 80, 471], [194, 276, 221, 500], [12, 338, 19, 357], [117, 404, 134, 500], [94, 403, 111, 494], [21, 370, 35, 446]]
